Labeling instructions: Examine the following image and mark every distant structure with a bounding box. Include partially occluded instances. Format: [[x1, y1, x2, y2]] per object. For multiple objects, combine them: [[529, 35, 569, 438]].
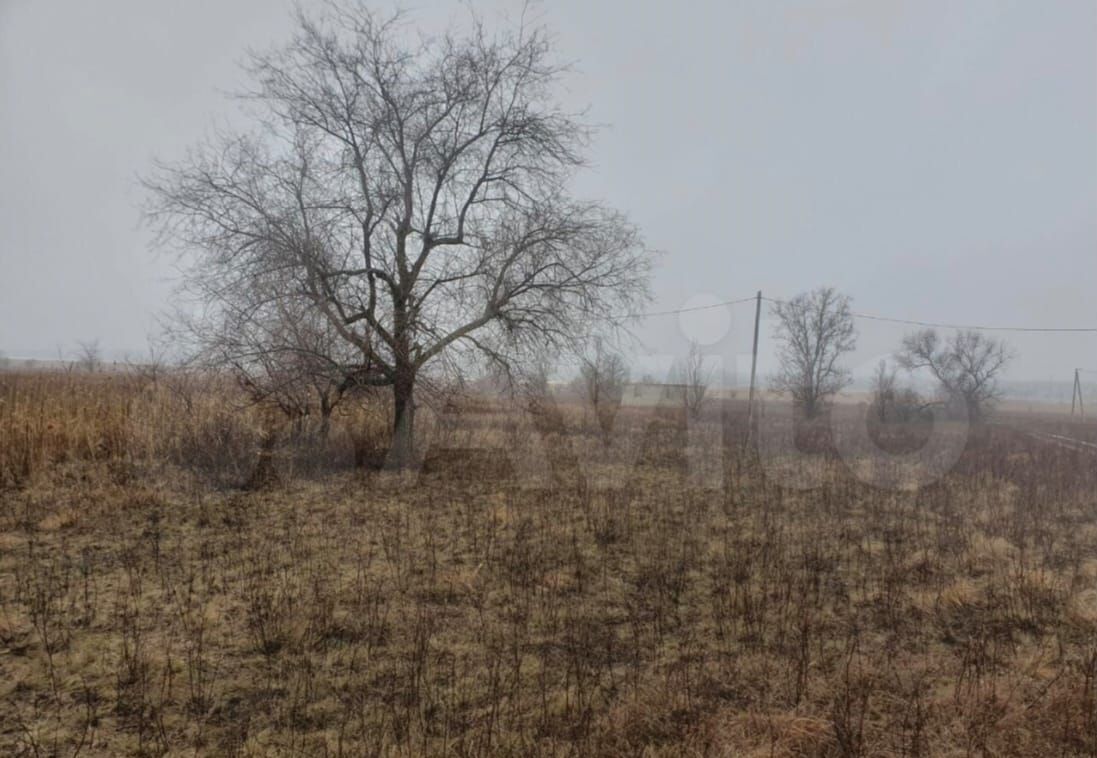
[[630, 382, 688, 403]]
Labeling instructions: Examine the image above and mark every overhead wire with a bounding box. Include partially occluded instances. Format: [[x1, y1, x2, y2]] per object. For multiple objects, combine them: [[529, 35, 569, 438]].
[[617, 292, 1097, 334], [617, 295, 757, 321]]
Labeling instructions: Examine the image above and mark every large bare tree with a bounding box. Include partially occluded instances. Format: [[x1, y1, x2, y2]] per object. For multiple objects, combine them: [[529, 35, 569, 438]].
[[145, 4, 650, 467], [896, 329, 1012, 421], [770, 287, 857, 418]]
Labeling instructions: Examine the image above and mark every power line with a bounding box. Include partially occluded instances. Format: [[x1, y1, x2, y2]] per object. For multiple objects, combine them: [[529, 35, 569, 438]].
[[621, 292, 1097, 334], [849, 312, 1097, 333], [619, 295, 756, 320], [763, 293, 1097, 333]]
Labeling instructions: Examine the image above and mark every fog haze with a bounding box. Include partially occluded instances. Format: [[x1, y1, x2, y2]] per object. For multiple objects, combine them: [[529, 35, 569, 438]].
[[1, 0, 1094, 382]]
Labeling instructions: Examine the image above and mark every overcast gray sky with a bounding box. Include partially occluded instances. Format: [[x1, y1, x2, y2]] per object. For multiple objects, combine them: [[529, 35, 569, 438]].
[[1, 0, 1094, 382]]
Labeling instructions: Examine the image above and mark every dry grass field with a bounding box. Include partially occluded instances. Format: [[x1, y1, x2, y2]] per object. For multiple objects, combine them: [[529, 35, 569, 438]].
[[3, 371, 1097, 756]]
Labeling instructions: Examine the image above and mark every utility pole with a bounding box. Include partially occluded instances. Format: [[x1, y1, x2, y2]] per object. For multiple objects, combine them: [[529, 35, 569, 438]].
[[1072, 369, 1077, 417], [1073, 368, 1085, 420], [746, 290, 762, 441]]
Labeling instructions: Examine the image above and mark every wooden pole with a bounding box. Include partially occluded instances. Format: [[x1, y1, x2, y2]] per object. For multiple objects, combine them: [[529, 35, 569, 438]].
[[746, 290, 762, 440], [1078, 369, 1086, 421], [1073, 369, 1079, 418]]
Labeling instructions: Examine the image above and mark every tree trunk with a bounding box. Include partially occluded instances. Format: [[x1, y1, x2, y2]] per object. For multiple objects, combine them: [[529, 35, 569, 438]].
[[800, 391, 818, 420], [318, 396, 332, 442], [389, 276, 416, 469], [388, 367, 416, 469]]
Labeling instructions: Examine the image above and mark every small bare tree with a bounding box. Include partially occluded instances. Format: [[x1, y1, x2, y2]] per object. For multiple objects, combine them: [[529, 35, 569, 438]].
[[579, 341, 628, 439], [679, 341, 710, 420], [770, 287, 857, 418], [517, 356, 553, 405], [896, 329, 1012, 421], [870, 359, 898, 423], [144, 3, 651, 467], [76, 339, 102, 373], [176, 268, 377, 440], [870, 359, 926, 423]]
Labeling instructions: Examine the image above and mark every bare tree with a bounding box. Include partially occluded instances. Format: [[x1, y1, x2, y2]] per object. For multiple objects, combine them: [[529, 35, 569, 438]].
[[175, 267, 376, 440], [144, 3, 650, 467], [896, 329, 1012, 421], [770, 287, 857, 418], [123, 344, 171, 391], [517, 355, 553, 400], [869, 359, 926, 423], [76, 339, 102, 373], [870, 359, 898, 423], [679, 340, 710, 420], [579, 341, 628, 439]]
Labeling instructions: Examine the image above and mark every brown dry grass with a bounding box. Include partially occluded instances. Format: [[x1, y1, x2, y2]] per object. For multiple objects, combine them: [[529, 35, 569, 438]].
[[2, 371, 1097, 756]]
